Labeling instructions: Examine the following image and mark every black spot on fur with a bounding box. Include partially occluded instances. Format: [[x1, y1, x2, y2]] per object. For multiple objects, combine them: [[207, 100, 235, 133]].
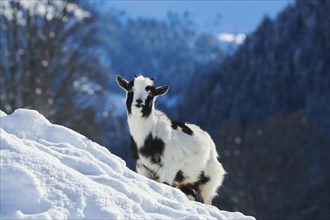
[[174, 170, 185, 183], [145, 86, 156, 94], [171, 121, 193, 135], [177, 171, 210, 202], [142, 95, 154, 118], [179, 184, 198, 201], [128, 80, 134, 90], [197, 171, 210, 186], [139, 133, 165, 164], [126, 80, 134, 115], [126, 92, 133, 115], [130, 136, 139, 161]]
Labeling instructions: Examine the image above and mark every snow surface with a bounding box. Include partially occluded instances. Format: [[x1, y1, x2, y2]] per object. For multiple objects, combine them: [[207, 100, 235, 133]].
[[0, 109, 255, 220]]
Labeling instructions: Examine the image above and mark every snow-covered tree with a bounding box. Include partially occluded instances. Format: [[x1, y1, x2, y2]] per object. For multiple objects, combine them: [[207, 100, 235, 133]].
[[0, 0, 105, 120], [0, 0, 111, 144]]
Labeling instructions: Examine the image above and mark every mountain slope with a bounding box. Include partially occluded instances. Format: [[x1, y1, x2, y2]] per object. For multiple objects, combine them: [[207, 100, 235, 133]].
[[0, 109, 254, 219], [182, 0, 329, 134], [178, 0, 330, 219]]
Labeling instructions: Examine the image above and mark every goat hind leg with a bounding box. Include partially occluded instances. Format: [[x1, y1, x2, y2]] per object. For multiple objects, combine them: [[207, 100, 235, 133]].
[[200, 161, 226, 205]]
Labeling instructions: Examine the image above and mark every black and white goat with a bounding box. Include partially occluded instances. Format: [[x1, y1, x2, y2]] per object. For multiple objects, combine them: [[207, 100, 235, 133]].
[[116, 75, 226, 204]]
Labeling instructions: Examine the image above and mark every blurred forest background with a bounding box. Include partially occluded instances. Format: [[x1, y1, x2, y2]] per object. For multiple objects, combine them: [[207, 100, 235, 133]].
[[1, 0, 329, 219]]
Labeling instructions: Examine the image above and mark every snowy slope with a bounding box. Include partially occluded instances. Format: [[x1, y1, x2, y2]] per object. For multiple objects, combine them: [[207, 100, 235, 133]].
[[0, 109, 255, 220]]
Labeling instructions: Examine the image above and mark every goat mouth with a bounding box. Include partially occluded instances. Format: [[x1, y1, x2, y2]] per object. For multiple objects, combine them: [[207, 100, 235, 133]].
[[135, 104, 144, 108]]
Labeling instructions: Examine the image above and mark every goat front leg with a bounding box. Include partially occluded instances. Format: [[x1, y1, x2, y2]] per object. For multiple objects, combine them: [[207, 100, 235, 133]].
[[136, 160, 156, 180], [157, 164, 178, 186]]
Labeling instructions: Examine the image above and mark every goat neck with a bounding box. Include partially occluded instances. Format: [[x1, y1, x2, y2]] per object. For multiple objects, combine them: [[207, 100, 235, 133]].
[[127, 110, 156, 147]]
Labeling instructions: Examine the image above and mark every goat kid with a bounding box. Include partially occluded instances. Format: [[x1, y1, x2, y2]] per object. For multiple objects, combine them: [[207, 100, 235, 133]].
[[116, 74, 226, 204]]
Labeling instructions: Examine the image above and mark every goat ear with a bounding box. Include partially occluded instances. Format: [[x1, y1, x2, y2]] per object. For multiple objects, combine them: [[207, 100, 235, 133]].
[[155, 85, 169, 96], [116, 75, 129, 91]]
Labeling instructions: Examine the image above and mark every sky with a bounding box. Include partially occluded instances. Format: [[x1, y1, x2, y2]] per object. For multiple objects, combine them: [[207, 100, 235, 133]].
[[106, 0, 294, 35]]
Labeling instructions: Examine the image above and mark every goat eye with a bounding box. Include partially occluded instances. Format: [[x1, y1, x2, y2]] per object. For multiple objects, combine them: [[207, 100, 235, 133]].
[[146, 86, 155, 95]]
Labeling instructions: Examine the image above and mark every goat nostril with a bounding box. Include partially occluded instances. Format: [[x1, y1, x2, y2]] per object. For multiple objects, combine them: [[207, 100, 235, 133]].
[[136, 99, 143, 105]]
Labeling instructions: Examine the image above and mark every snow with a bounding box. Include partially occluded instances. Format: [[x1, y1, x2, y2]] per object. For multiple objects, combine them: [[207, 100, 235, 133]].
[[217, 33, 246, 44], [0, 109, 255, 220]]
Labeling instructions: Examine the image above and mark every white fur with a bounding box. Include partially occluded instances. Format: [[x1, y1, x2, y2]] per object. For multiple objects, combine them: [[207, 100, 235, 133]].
[[122, 75, 226, 204]]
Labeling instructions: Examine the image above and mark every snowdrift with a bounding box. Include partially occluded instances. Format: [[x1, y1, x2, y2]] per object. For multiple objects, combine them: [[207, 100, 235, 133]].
[[0, 109, 255, 219]]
